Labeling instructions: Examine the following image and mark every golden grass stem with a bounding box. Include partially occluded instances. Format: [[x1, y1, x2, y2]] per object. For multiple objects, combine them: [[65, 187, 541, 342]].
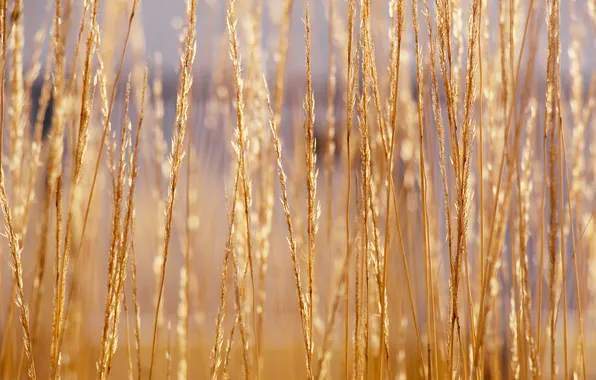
[[224, 2, 260, 375], [304, 1, 318, 372], [345, 1, 356, 376], [72, 0, 139, 284], [263, 76, 312, 378], [0, 169, 36, 379], [147, 0, 197, 377], [210, 171, 241, 379], [411, 0, 435, 376]]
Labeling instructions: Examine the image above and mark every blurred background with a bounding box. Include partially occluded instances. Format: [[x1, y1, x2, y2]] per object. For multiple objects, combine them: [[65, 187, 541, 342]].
[[22, 0, 596, 80], [1, 0, 593, 377]]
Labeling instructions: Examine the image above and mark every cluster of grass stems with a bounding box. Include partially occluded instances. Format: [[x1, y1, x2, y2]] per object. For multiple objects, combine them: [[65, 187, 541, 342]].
[[0, 0, 594, 378]]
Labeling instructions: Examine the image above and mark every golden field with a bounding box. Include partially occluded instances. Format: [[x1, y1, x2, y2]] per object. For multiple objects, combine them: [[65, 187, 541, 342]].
[[0, 0, 595, 379]]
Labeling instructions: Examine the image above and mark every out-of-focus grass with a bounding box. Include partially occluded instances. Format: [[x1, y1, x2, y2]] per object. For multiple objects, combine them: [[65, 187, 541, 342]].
[[0, 0, 595, 379]]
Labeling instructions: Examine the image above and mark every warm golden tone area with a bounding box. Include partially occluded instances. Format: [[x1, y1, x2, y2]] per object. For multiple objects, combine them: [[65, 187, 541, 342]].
[[0, 0, 593, 378]]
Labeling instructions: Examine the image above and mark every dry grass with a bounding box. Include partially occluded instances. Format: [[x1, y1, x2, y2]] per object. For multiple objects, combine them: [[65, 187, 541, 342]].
[[1, 0, 595, 379]]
